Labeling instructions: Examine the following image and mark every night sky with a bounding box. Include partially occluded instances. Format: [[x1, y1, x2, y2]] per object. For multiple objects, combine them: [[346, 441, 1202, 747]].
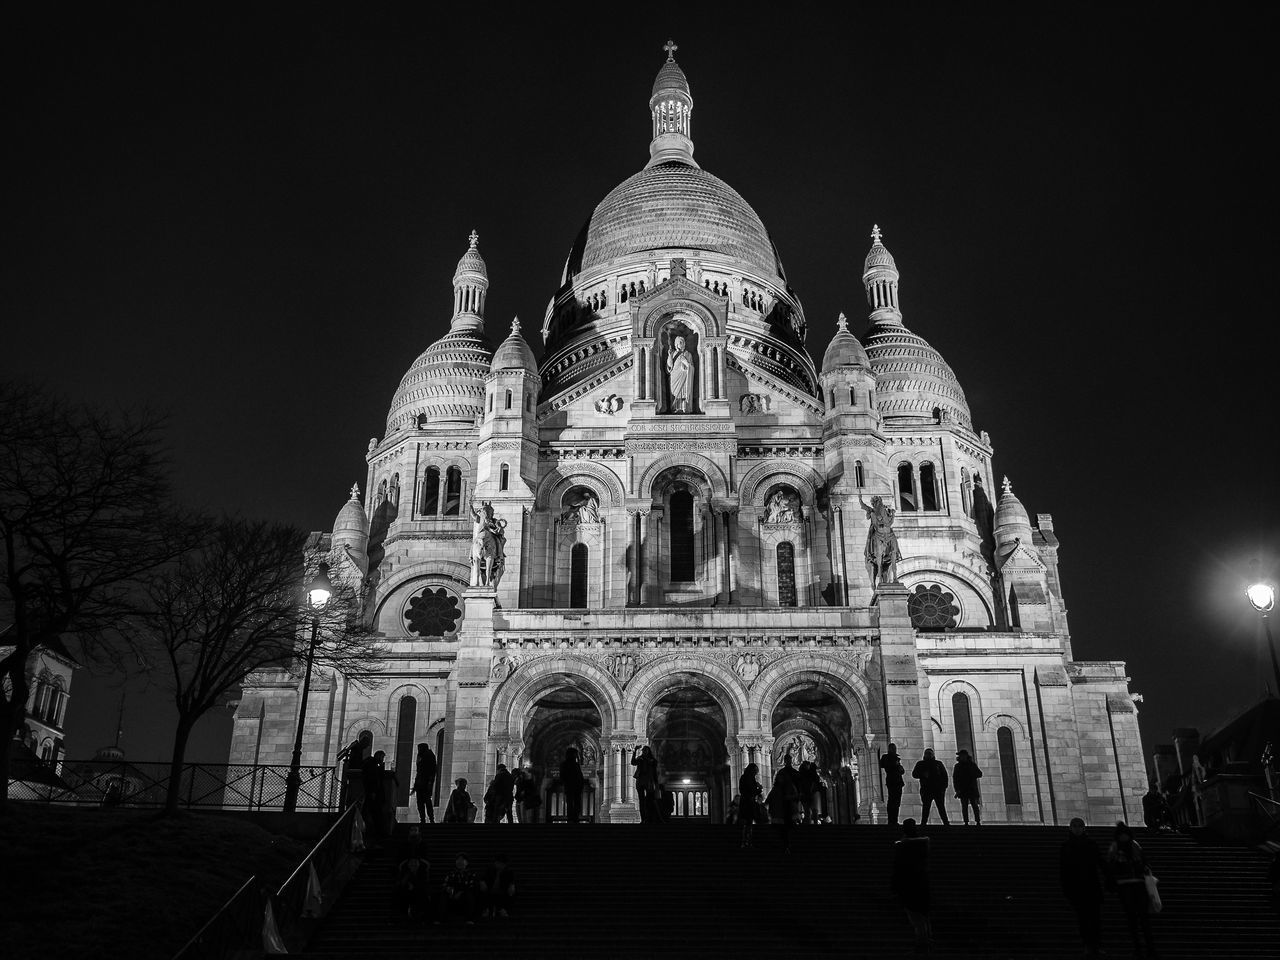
[[5, 8, 1275, 770]]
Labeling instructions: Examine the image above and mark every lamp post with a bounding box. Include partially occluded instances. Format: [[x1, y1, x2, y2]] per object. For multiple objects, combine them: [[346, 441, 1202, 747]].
[[1246, 579, 1280, 698], [283, 562, 333, 814]]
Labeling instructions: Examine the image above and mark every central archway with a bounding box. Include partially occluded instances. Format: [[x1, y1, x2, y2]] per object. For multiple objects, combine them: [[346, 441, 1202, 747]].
[[525, 689, 603, 823], [647, 686, 729, 821]]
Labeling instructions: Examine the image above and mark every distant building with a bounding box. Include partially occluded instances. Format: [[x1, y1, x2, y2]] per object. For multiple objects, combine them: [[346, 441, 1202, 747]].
[[231, 46, 1148, 825], [2, 629, 78, 773]]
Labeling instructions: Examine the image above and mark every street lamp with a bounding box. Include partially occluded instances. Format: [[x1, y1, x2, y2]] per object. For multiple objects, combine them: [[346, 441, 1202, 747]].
[[1246, 577, 1280, 698], [284, 562, 333, 814]]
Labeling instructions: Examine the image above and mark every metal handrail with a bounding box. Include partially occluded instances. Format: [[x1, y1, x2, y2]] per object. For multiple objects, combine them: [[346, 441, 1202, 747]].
[[171, 875, 261, 960], [278, 800, 360, 897], [273, 801, 363, 950]]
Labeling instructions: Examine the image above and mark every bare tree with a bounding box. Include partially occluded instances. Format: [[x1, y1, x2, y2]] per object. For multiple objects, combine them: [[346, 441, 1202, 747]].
[[135, 518, 382, 814], [0, 382, 190, 813]]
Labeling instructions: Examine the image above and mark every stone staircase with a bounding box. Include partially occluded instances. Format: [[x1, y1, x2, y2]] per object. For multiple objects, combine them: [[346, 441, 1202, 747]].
[[304, 823, 1278, 959]]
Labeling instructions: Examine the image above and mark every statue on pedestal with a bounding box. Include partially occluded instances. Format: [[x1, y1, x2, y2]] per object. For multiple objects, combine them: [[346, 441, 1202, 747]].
[[469, 500, 507, 587], [859, 494, 901, 589], [665, 335, 694, 413]]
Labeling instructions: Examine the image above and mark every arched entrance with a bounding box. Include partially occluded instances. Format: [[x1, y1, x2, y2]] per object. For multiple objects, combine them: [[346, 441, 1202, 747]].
[[525, 689, 603, 822], [771, 686, 860, 823], [648, 686, 730, 821]]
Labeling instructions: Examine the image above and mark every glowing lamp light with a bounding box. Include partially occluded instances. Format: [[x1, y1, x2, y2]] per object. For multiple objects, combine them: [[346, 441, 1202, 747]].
[[681, 778, 691, 785], [1247, 582, 1275, 613], [308, 562, 334, 609]]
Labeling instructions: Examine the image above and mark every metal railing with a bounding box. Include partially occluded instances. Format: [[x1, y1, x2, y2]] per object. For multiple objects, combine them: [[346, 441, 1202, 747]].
[[274, 801, 363, 949], [9, 759, 341, 811], [170, 876, 265, 960]]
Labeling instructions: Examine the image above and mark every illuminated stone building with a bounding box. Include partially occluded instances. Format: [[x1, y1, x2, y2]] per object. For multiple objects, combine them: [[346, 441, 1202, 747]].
[[230, 46, 1146, 825]]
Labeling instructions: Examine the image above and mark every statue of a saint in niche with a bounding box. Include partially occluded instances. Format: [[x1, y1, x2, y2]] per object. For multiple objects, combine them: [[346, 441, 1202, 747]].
[[560, 488, 600, 524], [765, 488, 800, 523], [665, 335, 694, 413]]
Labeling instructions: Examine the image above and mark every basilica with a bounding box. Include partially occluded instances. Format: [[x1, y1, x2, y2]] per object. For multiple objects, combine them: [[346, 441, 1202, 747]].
[[229, 47, 1146, 826]]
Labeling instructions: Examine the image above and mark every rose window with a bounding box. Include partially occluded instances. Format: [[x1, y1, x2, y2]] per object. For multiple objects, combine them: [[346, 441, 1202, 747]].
[[908, 583, 959, 630], [405, 587, 461, 638]]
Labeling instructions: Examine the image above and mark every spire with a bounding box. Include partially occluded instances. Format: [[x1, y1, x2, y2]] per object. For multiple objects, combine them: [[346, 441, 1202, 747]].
[[510, 315, 521, 336], [862, 224, 902, 327], [647, 41, 697, 168], [452, 230, 489, 329]]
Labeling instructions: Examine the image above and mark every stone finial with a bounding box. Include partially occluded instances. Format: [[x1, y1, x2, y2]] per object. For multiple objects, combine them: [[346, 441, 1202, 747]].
[[663, 39, 678, 62], [871, 224, 883, 244], [510, 315, 521, 336], [468, 229, 479, 249], [367, 437, 378, 454], [836, 311, 849, 333], [1002, 475, 1013, 496], [348, 483, 361, 501]]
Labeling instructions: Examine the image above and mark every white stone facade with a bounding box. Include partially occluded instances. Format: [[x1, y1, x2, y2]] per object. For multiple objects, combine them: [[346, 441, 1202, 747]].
[[230, 49, 1145, 826]]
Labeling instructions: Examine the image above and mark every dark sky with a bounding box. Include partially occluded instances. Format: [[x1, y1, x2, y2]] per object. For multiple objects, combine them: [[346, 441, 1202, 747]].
[[5, 7, 1276, 768]]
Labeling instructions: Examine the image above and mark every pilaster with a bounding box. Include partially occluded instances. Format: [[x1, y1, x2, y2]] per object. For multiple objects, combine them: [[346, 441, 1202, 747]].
[[443, 588, 497, 813]]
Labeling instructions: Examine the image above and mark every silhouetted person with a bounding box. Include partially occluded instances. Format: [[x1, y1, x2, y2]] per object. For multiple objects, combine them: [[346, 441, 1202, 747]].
[[631, 745, 660, 823], [1142, 786, 1173, 832], [1106, 821, 1157, 957], [1060, 817, 1105, 958], [362, 750, 394, 836], [411, 743, 437, 825], [738, 762, 763, 848], [892, 818, 932, 954], [484, 763, 515, 824], [442, 853, 481, 924], [767, 762, 799, 853], [394, 851, 431, 923], [880, 743, 906, 825], [912, 748, 949, 825], [952, 749, 982, 825], [797, 760, 823, 824], [484, 853, 517, 919], [560, 747, 585, 824], [444, 777, 473, 823], [514, 766, 541, 824]]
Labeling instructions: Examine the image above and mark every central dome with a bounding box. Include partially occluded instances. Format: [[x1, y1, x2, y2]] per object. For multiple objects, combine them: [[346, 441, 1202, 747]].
[[565, 162, 785, 282]]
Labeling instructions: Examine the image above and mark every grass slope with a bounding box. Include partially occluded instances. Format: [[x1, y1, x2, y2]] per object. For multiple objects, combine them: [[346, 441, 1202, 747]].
[[0, 805, 309, 960]]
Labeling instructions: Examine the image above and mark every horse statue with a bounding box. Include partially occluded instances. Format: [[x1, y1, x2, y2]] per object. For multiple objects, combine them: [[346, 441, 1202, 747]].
[[469, 500, 507, 588], [859, 494, 901, 589]]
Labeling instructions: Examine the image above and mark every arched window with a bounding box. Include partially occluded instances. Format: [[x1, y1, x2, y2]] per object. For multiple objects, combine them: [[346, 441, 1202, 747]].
[[393, 696, 416, 807], [776, 542, 797, 607], [420, 466, 440, 515], [829, 389, 836, 408], [669, 489, 696, 582], [487, 392, 493, 414], [898, 462, 918, 512], [570, 543, 588, 608], [525, 394, 532, 412], [960, 467, 973, 517], [499, 463, 510, 491], [997, 727, 1021, 803], [854, 460, 865, 488], [952, 692, 976, 758], [40, 739, 53, 762], [920, 462, 939, 511], [444, 466, 463, 516], [1008, 586, 1022, 629], [505, 389, 513, 410], [848, 387, 856, 406], [620, 285, 628, 303]]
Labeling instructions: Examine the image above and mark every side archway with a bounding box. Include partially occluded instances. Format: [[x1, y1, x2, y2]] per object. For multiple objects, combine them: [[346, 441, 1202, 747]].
[[489, 656, 621, 743], [624, 656, 749, 734], [638, 453, 729, 502]]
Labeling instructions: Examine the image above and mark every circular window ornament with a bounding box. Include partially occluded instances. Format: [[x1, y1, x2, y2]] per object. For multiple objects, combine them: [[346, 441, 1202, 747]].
[[909, 583, 959, 631], [405, 587, 461, 638]]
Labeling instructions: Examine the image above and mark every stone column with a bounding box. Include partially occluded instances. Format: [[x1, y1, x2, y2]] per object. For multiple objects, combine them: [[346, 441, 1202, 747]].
[[874, 582, 929, 766], [442, 588, 498, 816], [723, 508, 739, 604], [602, 734, 640, 822]]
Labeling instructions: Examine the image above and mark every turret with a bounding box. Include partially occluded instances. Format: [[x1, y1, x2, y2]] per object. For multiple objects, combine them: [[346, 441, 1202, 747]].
[[331, 483, 369, 578], [647, 40, 697, 168], [479, 317, 540, 495], [452, 229, 489, 327]]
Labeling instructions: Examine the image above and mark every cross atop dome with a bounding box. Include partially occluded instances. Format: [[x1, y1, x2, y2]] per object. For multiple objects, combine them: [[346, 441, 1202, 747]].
[[663, 39, 678, 62], [468, 229, 479, 249]]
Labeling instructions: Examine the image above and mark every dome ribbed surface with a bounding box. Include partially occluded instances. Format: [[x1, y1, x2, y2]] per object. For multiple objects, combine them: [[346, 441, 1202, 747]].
[[864, 241, 897, 272], [333, 497, 368, 538], [822, 327, 869, 372], [454, 247, 487, 280], [491, 326, 538, 374], [863, 321, 972, 427], [652, 60, 690, 97], [569, 162, 784, 280], [385, 324, 493, 433]]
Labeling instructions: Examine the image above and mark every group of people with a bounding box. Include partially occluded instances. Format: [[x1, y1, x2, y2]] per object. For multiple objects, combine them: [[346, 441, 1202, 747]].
[[879, 743, 984, 826], [890, 817, 1162, 957], [732, 755, 831, 852], [394, 841, 517, 925]]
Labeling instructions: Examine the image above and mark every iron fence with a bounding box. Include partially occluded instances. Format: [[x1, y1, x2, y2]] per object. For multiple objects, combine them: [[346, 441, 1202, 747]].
[[9, 759, 341, 811]]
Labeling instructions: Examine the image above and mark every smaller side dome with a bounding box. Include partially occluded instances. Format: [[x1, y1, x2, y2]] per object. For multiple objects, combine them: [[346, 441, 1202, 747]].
[[332, 484, 369, 576], [652, 59, 690, 97], [994, 476, 1034, 551], [863, 224, 898, 274], [490, 316, 538, 374], [822, 312, 869, 372]]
